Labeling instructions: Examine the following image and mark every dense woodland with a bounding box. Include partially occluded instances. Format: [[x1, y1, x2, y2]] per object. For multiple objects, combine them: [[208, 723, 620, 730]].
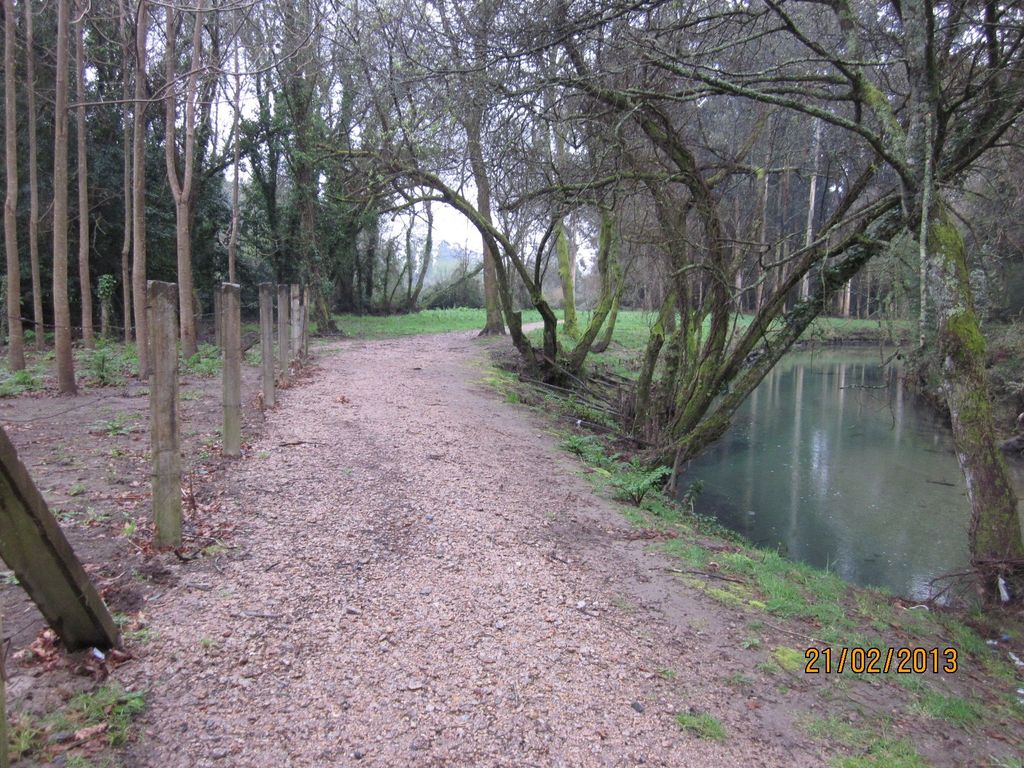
[[2, 0, 1024, 596]]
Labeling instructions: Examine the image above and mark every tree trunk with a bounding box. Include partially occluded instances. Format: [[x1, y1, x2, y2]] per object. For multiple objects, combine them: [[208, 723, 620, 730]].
[[3, 0, 24, 371], [754, 150, 771, 314], [164, 0, 202, 358], [53, 0, 77, 394], [590, 293, 619, 354], [555, 219, 579, 339], [25, 0, 43, 351], [566, 208, 621, 371], [634, 291, 676, 434], [799, 119, 822, 301], [927, 201, 1024, 593], [408, 202, 432, 311], [118, 0, 132, 342], [75, 5, 93, 349], [228, 42, 240, 284], [132, 0, 149, 375], [465, 111, 504, 335]]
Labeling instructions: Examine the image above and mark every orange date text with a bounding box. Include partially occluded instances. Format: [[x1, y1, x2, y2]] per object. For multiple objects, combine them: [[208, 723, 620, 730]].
[[803, 646, 957, 674]]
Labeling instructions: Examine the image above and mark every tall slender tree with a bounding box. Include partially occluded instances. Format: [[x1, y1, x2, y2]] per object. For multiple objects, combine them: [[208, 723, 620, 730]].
[[228, 42, 240, 284], [131, 0, 149, 373], [75, 0, 94, 348], [4, 0, 25, 370], [118, 0, 132, 341], [164, 0, 204, 357], [24, 0, 43, 351], [53, 0, 77, 394]]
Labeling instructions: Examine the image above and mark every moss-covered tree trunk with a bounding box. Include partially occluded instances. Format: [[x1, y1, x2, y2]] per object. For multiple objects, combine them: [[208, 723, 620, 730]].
[[633, 291, 676, 434], [555, 219, 579, 340], [565, 209, 621, 372], [927, 201, 1024, 592]]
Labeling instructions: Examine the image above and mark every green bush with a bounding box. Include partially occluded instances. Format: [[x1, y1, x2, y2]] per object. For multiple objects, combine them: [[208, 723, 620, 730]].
[[182, 343, 223, 377], [0, 366, 44, 397], [610, 459, 672, 504]]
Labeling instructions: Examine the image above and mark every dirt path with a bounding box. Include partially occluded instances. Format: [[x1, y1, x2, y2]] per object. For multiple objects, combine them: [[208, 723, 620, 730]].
[[124, 332, 821, 767]]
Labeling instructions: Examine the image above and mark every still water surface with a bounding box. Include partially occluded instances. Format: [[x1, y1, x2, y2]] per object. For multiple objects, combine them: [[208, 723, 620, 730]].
[[685, 348, 1024, 600]]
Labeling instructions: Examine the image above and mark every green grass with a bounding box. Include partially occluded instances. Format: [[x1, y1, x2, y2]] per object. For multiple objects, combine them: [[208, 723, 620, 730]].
[[674, 711, 727, 741], [521, 310, 905, 380], [97, 411, 143, 437], [0, 363, 45, 396], [915, 690, 982, 727], [76, 339, 138, 385], [333, 306, 904, 350], [61, 685, 146, 747], [803, 716, 926, 768], [335, 307, 544, 338], [8, 684, 146, 762], [181, 343, 223, 377]]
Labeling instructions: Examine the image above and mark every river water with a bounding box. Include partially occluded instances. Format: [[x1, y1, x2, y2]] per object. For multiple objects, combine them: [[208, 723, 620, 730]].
[[684, 347, 1024, 600]]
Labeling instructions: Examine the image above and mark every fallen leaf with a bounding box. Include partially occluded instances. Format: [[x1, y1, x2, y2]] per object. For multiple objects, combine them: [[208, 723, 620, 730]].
[[73, 723, 108, 742]]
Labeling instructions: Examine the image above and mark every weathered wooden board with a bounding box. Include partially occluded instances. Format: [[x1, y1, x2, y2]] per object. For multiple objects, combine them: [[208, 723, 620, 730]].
[[0, 427, 120, 650]]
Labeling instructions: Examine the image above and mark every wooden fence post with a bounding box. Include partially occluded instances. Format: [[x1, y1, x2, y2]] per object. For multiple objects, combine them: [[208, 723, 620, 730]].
[[0, 426, 121, 650], [302, 286, 310, 358], [213, 288, 222, 348], [277, 283, 290, 383], [221, 283, 241, 457], [290, 284, 301, 362], [259, 283, 275, 407], [148, 281, 181, 548]]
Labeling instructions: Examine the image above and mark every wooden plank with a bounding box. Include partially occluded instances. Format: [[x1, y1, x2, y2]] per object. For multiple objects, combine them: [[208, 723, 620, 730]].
[[259, 283, 275, 407], [0, 426, 120, 650], [221, 283, 241, 457], [148, 280, 181, 547]]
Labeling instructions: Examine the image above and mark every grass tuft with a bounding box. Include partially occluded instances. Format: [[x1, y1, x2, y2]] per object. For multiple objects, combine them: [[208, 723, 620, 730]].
[[675, 711, 727, 741]]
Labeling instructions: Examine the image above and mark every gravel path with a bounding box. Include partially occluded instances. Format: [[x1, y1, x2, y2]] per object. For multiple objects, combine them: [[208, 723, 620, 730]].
[[125, 332, 818, 767]]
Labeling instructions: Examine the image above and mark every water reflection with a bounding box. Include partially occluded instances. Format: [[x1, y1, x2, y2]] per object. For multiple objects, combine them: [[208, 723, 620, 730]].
[[683, 348, 1016, 600]]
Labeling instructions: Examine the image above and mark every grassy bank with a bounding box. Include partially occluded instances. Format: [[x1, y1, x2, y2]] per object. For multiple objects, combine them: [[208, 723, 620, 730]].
[[481, 361, 1024, 767]]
